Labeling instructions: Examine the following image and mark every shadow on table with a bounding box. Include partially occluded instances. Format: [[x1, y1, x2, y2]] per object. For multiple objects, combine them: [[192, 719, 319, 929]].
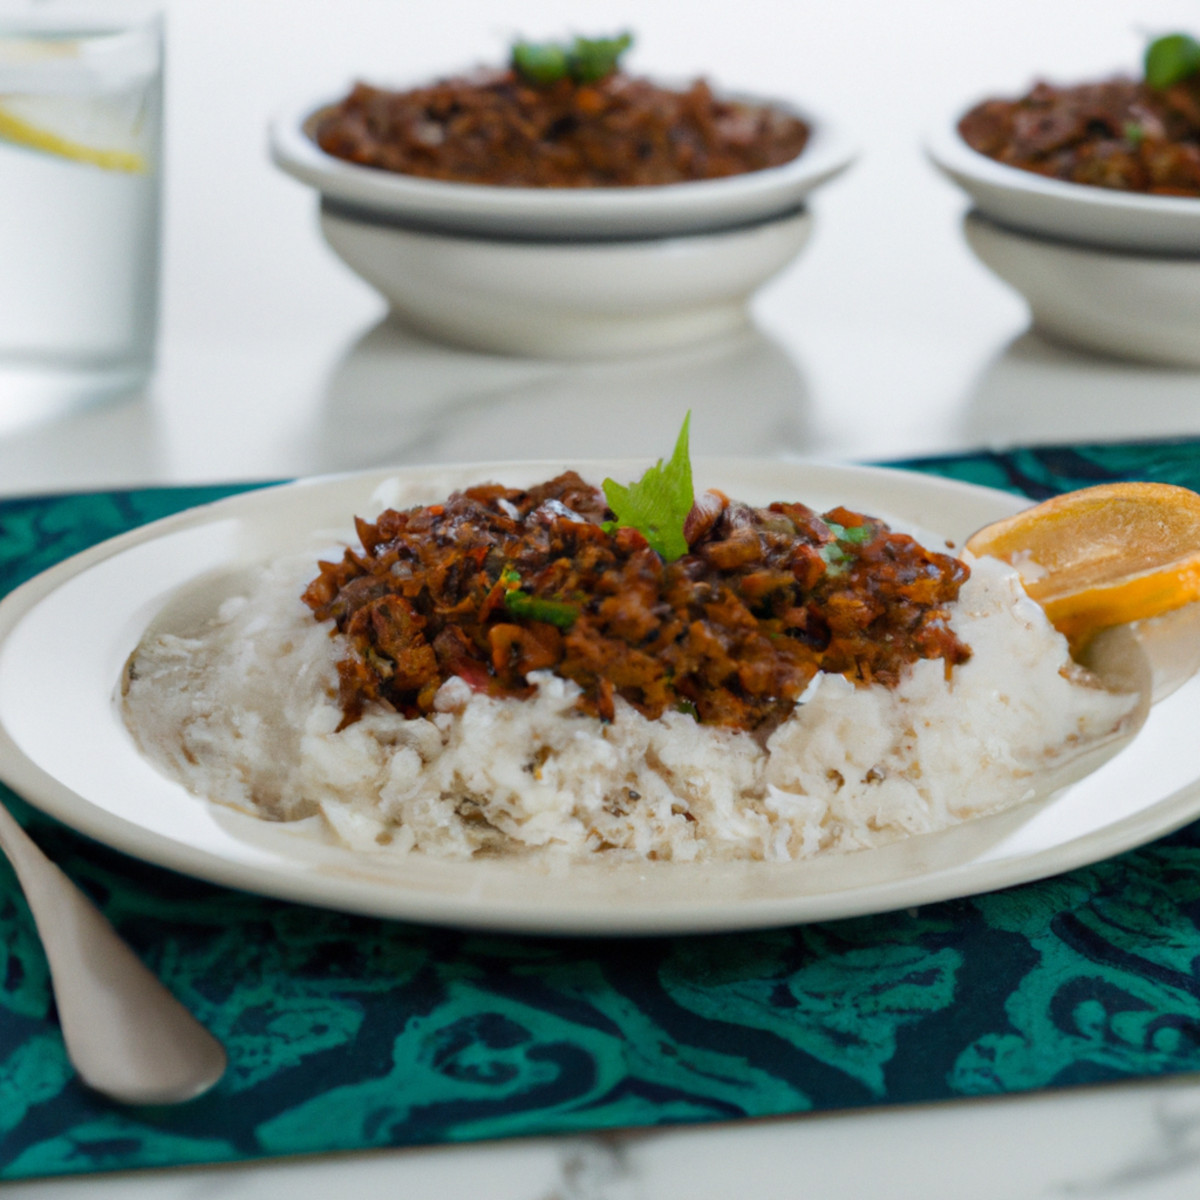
[[305, 317, 813, 472], [0, 388, 161, 492], [956, 330, 1200, 451]]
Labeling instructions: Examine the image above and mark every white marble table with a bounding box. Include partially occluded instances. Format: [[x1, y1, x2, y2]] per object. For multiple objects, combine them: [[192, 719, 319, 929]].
[[3, 0, 1200, 1194]]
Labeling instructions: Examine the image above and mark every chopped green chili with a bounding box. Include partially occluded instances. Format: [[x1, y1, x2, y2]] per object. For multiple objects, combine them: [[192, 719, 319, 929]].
[[499, 566, 580, 628]]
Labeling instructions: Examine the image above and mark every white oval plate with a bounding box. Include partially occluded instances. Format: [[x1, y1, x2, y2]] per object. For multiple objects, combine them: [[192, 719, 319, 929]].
[[1, 460, 1199, 936], [926, 115, 1200, 254], [269, 97, 856, 240]]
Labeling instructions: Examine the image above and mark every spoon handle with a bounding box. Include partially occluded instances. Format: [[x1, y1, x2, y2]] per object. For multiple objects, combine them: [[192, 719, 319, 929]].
[[0, 801, 227, 1105]]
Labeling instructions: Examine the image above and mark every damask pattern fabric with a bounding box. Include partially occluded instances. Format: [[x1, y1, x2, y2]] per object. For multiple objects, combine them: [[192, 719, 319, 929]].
[[2, 442, 1199, 1180]]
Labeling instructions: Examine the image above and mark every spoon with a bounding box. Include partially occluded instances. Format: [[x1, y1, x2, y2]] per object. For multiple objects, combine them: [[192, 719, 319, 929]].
[[0, 800, 227, 1105]]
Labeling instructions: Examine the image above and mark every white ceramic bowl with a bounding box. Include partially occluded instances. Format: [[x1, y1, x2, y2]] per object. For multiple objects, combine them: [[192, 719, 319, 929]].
[[318, 204, 812, 359], [269, 87, 852, 358], [963, 211, 1200, 368], [926, 114, 1200, 254], [928, 102, 1200, 367], [271, 94, 855, 240]]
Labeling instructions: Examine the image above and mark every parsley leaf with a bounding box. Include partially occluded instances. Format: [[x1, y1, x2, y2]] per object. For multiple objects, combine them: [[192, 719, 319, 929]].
[[511, 32, 633, 87], [511, 41, 570, 86], [568, 33, 633, 83], [1145, 32, 1200, 90], [602, 412, 694, 562]]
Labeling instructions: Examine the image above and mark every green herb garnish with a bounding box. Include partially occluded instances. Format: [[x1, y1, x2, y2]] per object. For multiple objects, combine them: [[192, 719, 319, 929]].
[[819, 542, 851, 573], [568, 33, 633, 83], [499, 566, 580, 629], [511, 32, 633, 86], [504, 591, 581, 628], [1145, 32, 1200, 90], [819, 521, 872, 574], [511, 41, 570, 86], [602, 412, 694, 563], [833, 523, 872, 545]]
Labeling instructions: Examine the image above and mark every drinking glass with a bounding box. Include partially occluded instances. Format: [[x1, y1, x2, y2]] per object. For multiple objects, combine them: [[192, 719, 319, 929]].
[[0, 2, 162, 421]]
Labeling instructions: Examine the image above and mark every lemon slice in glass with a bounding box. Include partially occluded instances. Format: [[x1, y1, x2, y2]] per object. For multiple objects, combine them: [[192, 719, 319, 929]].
[[0, 91, 147, 172]]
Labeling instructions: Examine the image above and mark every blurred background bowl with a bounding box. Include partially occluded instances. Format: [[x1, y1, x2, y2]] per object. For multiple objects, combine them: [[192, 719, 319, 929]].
[[926, 114, 1200, 254], [963, 211, 1200, 368], [928, 107, 1200, 367], [271, 96, 854, 240], [318, 205, 812, 358], [270, 93, 852, 358]]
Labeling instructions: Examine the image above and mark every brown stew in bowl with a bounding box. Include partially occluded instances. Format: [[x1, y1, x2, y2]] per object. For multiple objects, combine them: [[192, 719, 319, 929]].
[[958, 75, 1200, 197], [312, 69, 810, 188]]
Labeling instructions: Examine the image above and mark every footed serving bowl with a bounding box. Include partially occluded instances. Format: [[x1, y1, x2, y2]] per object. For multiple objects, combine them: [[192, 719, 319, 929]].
[[963, 212, 1200, 369], [928, 106, 1200, 367], [270, 93, 853, 358], [317, 204, 812, 359]]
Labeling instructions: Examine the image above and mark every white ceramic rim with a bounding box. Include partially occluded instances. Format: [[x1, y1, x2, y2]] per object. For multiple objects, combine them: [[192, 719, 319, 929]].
[[925, 112, 1200, 253], [1, 459, 1198, 937], [269, 93, 857, 239]]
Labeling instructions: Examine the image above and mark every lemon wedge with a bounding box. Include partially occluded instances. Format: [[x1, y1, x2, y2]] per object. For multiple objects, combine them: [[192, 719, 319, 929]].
[[965, 482, 1200, 649]]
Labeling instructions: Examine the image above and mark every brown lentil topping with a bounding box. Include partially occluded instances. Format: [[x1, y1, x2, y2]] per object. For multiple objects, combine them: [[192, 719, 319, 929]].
[[959, 75, 1200, 196], [312, 71, 809, 188], [302, 472, 971, 734]]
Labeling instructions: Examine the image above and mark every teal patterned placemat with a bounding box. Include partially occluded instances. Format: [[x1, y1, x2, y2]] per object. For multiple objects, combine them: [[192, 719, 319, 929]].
[[3, 439, 1200, 1181]]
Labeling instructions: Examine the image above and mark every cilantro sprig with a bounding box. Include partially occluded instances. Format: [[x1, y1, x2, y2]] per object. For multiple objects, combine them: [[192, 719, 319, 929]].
[[827, 521, 872, 545], [602, 413, 694, 563], [1145, 32, 1200, 90], [512, 32, 633, 87]]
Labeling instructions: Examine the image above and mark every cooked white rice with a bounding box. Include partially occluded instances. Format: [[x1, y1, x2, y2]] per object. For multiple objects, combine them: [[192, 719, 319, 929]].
[[119, 549, 1136, 863]]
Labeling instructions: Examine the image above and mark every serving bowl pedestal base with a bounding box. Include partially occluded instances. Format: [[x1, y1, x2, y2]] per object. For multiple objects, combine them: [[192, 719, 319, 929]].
[[964, 212, 1200, 370], [319, 206, 812, 360]]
